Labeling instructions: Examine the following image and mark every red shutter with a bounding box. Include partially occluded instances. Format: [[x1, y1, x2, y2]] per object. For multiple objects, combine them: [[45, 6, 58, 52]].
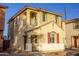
[[57, 33, 59, 43], [48, 32, 50, 43]]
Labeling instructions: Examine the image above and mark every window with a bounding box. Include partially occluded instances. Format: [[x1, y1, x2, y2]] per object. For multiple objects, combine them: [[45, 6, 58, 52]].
[[50, 32, 55, 43], [31, 35, 37, 43], [48, 32, 55, 43], [48, 32, 60, 43], [73, 21, 79, 29], [30, 12, 37, 26], [55, 16, 62, 27], [56, 16, 58, 23], [43, 12, 47, 22], [35, 36, 37, 43], [35, 15, 37, 26]]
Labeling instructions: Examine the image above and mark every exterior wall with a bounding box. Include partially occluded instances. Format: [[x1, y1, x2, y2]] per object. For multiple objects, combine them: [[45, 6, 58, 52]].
[[0, 8, 6, 51], [8, 20, 14, 48], [26, 9, 65, 52], [9, 11, 27, 50], [0, 8, 5, 30], [28, 20, 65, 52], [0, 31, 3, 51], [66, 22, 79, 48], [9, 8, 65, 52]]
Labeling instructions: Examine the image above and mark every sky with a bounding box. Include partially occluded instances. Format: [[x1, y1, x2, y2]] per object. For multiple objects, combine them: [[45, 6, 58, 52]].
[[0, 3, 79, 36]]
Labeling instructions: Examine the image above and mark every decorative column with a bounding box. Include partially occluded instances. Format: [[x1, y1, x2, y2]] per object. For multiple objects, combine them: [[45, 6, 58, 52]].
[[26, 9, 30, 25], [26, 33, 32, 51]]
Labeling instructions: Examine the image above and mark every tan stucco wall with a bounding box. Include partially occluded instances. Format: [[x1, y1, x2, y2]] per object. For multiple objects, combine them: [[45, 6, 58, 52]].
[[66, 22, 79, 48], [26, 9, 65, 44], [9, 8, 65, 51], [26, 9, 65, 51]]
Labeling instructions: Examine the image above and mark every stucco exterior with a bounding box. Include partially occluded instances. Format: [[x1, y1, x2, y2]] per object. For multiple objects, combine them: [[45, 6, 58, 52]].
[[65, 19, 79, 48], [8, 6, 65, 53]]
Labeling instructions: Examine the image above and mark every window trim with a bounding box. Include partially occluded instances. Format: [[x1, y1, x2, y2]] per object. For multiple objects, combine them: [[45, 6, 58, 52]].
[[48, 31, 60, 44], [48, 32, 55, 43], [50, 32, 55, 43]]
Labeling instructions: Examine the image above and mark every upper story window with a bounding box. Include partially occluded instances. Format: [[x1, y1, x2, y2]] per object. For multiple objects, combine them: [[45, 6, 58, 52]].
[[56, 16, 60, 23], [30, 12, 37, 26], [55, 16, 62, 27], [42, 12, 47, 22], [73, 21, 79, 29]]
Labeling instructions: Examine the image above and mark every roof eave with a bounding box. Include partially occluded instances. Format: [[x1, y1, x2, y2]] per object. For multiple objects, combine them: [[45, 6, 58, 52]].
[[0, 5, 8, 9], [8, 6, 63, 24]]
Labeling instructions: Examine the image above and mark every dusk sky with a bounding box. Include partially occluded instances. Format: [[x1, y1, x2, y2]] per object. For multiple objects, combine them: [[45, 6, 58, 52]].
[[0, 3, 79, 36]]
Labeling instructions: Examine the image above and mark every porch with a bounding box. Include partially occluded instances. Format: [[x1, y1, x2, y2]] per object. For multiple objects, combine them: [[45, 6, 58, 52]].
[[25, 43, 65, 52]]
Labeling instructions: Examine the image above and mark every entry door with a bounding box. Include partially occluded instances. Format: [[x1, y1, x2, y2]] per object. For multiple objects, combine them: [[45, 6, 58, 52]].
[[74, 37, 77, 48], [72, 36, 77, 48]]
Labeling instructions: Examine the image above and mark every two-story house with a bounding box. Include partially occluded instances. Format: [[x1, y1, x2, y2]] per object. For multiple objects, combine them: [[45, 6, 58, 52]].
[[65, 18, 79, 49], [0, 5, 8, 51], [8, 6, 65, 55]]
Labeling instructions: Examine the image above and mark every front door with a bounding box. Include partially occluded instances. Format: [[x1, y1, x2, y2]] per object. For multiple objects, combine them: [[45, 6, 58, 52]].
[[71, 36, 78, 48], [74, 37, 77, 48]]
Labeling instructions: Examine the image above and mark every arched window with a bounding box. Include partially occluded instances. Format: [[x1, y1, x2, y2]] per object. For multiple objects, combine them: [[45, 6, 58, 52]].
[[48, 32, 59, 43], [48, 32, 55, 43]]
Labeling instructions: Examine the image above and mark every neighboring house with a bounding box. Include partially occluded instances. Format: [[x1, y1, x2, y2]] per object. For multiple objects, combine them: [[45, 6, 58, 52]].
[[8, 6, 65, 54], [3, 36, 10, 51], [0, 5, 8, 52], [65, 18, 79, 49]]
